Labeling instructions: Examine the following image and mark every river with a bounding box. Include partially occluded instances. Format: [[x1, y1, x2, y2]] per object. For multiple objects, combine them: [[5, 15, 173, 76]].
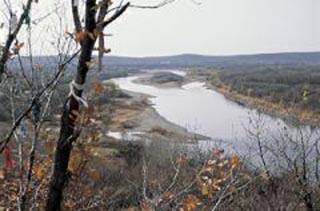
[[111, 71, 319, 160], [112, 74, 288, 139]]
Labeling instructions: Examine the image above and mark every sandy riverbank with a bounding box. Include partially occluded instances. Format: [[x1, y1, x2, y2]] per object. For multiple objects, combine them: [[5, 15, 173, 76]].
[[106, 89, 209, 142]]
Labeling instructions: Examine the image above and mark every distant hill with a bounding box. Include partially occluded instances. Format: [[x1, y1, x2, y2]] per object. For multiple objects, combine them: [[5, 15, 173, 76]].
[[102, 52, 320, 68], [8, 52, 320, 72]]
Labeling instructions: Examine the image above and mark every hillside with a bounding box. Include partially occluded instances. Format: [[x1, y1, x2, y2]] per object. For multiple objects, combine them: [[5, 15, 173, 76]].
[[102, 52, 320, 68], [8, 52, 320, 72]]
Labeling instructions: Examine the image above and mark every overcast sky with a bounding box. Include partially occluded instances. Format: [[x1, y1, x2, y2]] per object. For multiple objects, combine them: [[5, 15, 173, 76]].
[[109, 0, 319, 56], [1, 0, 319, 57]]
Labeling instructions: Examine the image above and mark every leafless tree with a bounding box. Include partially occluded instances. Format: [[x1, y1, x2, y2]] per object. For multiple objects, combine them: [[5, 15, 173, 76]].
[[46, 0, 181, 210], [243, 113, 320, 211]]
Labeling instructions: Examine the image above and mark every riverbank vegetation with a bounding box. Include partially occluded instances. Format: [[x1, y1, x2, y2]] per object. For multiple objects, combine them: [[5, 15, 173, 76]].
[[134, 72, 185, 88], [208, 64, 320, 125]]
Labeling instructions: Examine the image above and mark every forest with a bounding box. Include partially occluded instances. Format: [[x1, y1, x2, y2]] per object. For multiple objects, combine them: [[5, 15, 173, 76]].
[[209, 64, 320, 124]]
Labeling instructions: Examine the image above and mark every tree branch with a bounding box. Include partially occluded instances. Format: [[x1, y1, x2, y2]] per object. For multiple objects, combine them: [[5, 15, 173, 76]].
[[102, 2, 130, 27], [72, 0, 82, 33], [130, 0, 175, 9], [0, 0, 33, 83], [0, 50, 80, 153]]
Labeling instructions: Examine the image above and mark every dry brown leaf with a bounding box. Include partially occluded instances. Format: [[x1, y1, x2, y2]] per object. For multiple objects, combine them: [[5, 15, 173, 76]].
[[74, 31, 87, 42], [181, 194, 200, 211], [230, 155, 240, 169], [34, 164, 45, 179]]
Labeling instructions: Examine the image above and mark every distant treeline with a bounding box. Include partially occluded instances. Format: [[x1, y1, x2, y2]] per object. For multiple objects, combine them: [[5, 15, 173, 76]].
[[212, 64, 320, 113], [8, 52, 320, 73]]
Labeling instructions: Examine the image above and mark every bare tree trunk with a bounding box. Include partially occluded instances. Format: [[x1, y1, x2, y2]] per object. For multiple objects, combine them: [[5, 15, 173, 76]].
[[45, 0, 97, 210], [46, 0, 131, 209]]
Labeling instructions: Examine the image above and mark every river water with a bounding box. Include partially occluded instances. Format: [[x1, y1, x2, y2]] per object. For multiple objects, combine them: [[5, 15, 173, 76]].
[[112, 75, 287, 139], [113, 71, 320, 170]]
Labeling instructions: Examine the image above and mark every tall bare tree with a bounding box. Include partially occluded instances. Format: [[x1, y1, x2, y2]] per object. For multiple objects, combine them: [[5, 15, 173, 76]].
[[45, 0, 130, 210]]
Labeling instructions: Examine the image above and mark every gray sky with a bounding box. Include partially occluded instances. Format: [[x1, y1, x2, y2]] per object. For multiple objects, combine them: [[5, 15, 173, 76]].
[[1, 0, 319, 56], [109, 0, 319, 56]]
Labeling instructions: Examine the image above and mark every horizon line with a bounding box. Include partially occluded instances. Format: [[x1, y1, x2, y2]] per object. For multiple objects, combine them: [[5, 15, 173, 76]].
[[19, 50, 320, 58]]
